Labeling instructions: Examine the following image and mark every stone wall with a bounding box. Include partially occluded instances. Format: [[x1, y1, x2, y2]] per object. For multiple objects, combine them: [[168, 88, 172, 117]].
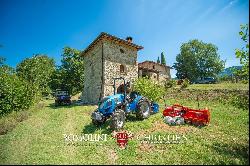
[[81, 42, 103, 104], [81, 39, 140, 104], [158, 73, 169, 84], [138, 61, 171, 84], [103, 40, 138, 96]]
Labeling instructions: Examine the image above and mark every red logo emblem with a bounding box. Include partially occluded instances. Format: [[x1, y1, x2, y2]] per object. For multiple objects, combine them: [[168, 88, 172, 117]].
[[112, 130, 133, 149]]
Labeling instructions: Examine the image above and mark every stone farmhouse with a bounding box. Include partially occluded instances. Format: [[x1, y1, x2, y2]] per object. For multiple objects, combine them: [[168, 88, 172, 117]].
[[138, 61, 171, 83], [80, 32, 171, 104]]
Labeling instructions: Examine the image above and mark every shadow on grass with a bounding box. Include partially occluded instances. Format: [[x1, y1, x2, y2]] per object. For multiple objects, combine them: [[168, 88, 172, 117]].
[[46, 100, 96, 109], [82, 120, 113, 135], [46, 101, 97, 109], [207, 142, 249, 164], [82, 114, 146, 135], [125, 114, 143, 122], [46, 103, 75, 109]]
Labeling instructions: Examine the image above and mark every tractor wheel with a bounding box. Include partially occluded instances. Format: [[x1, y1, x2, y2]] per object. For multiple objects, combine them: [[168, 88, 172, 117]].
[[92, 110, 106, 126], [136, 98, 151, 120], [92, 119, 106, 126], [55, 101, 59, 107], [110, 109, 126, 130]]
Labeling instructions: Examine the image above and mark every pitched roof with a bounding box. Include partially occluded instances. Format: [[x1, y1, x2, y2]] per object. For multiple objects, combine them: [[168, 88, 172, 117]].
[[80, 32, 144, 56], [138, 60, 172, 69], [138, 66, 160, 73]]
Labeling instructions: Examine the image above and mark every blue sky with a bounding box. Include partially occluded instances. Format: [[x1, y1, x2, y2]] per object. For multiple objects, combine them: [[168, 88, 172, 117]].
[[0, 0, 249, 77]]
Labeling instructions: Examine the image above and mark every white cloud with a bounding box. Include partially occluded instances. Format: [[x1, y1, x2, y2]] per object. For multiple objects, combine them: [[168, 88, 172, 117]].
[[219, 0, 238, 14], [194, 6, 215, 24]]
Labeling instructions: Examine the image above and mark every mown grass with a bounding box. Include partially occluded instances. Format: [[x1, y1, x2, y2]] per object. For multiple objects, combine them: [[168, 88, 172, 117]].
[[0, 101, 46, 135], [0, 96, 248, 164]]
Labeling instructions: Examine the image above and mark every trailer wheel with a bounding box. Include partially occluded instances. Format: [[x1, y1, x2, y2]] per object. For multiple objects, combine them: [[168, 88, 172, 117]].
[[110, 109, 125, 130], [136, 98, 151, 120]]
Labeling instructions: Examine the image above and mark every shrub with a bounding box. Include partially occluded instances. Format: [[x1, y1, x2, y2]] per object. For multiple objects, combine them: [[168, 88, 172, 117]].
[[133, 77, 165, 102], [164, 79, 177, 89], [240, 79, 249, 84], [229, 93, 249, 110], [0, 68, 39, 116], [181, 78, 190, 89], [177, 79, 183, 85]]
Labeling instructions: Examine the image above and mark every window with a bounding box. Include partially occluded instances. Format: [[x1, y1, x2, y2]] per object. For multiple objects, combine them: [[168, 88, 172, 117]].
[[120, 64, 125, 73], [153, 65, 155, 69], [120, 49, 125, 53]]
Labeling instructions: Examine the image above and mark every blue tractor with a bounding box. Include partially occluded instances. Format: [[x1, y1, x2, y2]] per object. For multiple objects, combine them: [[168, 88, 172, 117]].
[[91, 77, 159, 130]]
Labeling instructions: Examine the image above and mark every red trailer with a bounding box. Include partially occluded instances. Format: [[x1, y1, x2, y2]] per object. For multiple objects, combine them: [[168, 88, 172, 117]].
[[163, 104, 210, 126]]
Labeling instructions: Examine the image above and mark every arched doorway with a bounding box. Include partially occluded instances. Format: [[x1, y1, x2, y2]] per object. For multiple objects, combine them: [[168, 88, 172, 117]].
[[116, 82, 131, 94]]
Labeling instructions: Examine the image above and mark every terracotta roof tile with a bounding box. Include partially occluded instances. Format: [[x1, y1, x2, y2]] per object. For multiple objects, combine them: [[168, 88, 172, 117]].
[[81, 32, 143, 56], [138, 66, 160, 73], [138, 60, 172, 69]]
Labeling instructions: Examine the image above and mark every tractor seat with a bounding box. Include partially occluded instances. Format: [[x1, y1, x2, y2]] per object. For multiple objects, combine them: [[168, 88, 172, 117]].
[[130, 91, 139, 100]]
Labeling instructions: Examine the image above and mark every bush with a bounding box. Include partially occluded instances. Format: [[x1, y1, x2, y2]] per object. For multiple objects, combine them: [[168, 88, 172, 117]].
[[229, 93, 249, 110], [240, 79, 249, 84], [164, 79, 177, 89], [181, 78, 190, 89], [0, 68, 39, 116], [133, 77, 165, 102]]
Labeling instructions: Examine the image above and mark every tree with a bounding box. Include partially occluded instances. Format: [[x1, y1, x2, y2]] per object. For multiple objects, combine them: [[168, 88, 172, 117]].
[[157, 56, 160, 63], [0, 58, 36, 116], [0, 44, 5, 66], [0, 56, 5, 66], [59, 47, 84, 95], [173, 39, 225, 82], [49, 67, 64, 92], [16, 54, 55, 96], [235, 24, 249, 80], [161, 52, 166, 65]]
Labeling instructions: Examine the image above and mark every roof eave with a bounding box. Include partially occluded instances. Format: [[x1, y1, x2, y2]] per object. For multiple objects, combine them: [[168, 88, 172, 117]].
[[80, 32, 143, 57]]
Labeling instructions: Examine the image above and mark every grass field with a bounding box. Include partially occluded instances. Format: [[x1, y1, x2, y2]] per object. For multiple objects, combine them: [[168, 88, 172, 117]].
[[0, 97, 249, 164], [186, 82, 249, 90]]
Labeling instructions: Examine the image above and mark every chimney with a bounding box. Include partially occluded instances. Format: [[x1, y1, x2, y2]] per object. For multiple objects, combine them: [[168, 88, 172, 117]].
[[126, 36, 133, 43]]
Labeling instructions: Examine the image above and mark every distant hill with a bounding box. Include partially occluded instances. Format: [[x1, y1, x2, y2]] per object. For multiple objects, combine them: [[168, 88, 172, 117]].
[[218, 66, 243, 77]]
